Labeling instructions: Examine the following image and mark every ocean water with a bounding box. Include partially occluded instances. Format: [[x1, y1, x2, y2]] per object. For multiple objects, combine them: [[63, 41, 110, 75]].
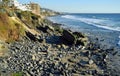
[[48, 14, 120, 48], [48, 14, 120, 74]]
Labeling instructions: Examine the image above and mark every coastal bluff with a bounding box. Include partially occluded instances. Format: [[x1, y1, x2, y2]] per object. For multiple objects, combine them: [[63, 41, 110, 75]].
[[0, 1, 117, 76]]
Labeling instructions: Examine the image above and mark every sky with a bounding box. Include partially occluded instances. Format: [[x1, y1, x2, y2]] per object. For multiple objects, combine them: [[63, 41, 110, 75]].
[[19, 0, 120, 13]]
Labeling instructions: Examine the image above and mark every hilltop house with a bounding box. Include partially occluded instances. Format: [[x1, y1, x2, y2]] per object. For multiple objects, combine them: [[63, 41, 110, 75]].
[[0, 0, 41, 15], [10, 0, 31, 11], [10, 0, 41, 15]]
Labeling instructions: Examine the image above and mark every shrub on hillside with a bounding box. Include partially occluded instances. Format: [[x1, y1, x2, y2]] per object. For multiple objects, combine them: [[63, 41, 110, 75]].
[[0, 11, 25, 42]]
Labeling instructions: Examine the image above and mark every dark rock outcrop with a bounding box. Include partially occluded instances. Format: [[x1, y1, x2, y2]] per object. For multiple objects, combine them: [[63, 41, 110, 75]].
[[61, 30, 76, 45], [73, 32, 85, 38], [61, 30, 88, 46], [25, 31, 41, 41], [76, 37, 88, 46], [37, 25, 54, 33]]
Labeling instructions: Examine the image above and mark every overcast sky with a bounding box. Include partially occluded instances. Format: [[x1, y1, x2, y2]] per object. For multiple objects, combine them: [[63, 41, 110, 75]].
[[19, 0, 120, 13]]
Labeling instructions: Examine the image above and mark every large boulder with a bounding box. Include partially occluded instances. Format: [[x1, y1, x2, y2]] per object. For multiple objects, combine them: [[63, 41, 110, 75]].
[[61, 30, 76, 45], [73, 32, 85, 38], [61, 30, 88, 46], [36, 25, 54, 33], [73, 32, 88, 46], [76, 37, 88, 46], [25, 31, 41, 42]]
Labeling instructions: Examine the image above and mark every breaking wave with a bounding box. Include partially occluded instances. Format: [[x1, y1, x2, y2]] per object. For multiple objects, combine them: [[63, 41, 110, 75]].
[[61, 15, 120, 31]]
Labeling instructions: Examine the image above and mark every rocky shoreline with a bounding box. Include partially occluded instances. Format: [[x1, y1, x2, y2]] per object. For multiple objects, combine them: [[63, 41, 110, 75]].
[[0, 19, 116, 76]]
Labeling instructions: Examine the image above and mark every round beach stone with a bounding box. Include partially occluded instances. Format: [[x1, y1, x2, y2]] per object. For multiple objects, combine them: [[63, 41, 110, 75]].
[[89, 59, 94, 65]]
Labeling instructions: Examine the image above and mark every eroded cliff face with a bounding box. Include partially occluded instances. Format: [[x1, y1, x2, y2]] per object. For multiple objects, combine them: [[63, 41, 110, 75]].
[[0, 0, 61, 43], [30, 2, 41, 16], [0, 10, 25, 42], [0, 8, 42, 43]]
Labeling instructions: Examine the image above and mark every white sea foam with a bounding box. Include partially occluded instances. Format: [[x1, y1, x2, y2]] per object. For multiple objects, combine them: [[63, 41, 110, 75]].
[[61, 15, 120, 31], [48, 17, 57, 23], [61, 15, 76, 19], [119, 35, 120, 38], [118, 35, 120, 46], [118, 41, 120, 46], [62, 15, 105, 23]]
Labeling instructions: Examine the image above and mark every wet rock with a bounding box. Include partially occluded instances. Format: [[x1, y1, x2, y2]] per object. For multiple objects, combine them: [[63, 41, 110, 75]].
[[61, 30, 76, 45], [76, 39, 85, 46], [112, 51, 118, 56], [61, 30, 88, 46], [76, 37, 88, 46], [73, 32, 85, 38]]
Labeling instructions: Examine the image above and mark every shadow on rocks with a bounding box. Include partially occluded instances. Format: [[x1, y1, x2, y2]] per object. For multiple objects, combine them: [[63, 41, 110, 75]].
[[46, 35, 62, 45]]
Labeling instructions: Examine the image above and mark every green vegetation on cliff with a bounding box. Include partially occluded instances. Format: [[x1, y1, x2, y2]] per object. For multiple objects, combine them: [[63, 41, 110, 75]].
[[0, 1, 60, 43], [0, 8, 25, 42], [16, 10, 42, 29], [0, 8, 42, 43]]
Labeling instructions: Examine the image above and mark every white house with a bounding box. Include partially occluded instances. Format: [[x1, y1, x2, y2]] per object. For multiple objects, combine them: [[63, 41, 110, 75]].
[[10, 0, 31, 11]]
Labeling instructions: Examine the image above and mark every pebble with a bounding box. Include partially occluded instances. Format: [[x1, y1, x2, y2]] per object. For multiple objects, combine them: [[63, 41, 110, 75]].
[[0, 35, 110, 76], [32, 55, 36, 60], [89, 59, 94, 65], [58, 53, 63, 58]]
